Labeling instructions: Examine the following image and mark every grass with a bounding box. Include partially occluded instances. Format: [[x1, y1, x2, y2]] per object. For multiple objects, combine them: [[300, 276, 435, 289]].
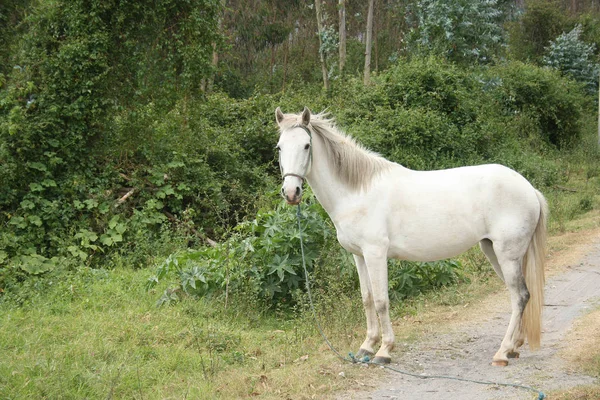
[[0, 264, 371, 399], [548, 307, 600, 400], [0, 245, 528, 399], [550, 387, 600, 400]]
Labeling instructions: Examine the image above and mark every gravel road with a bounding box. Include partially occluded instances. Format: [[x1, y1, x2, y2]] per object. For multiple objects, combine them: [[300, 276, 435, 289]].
[[342, 240, 600, 400]]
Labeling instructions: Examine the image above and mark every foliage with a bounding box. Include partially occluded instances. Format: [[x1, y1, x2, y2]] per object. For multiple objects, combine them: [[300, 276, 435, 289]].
[[0, 0, 264, 282], [388, 259, 464, 301], [578, 12, 600, 54], [406, 0, 507, 64], [543, 24, 599, 96], [147, 191, 332, 307], [487, 61, 586, 148], [507, 0, 570, 63], [0, 0, 596, 302], [337, 57, 585, 177]]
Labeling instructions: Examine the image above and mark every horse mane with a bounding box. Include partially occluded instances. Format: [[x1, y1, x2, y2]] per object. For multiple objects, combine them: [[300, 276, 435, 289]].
[[278, 111, 394, 191]]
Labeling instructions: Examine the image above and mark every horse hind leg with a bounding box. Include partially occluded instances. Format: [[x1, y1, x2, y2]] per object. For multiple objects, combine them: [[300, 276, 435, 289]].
[[492, 256, 530, 366], [479, 239, 504, 282]]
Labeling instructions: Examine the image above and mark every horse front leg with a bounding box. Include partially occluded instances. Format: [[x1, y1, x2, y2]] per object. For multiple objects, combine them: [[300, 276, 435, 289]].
[[353, 254, 380, 360], [363, 250, 394, 364]]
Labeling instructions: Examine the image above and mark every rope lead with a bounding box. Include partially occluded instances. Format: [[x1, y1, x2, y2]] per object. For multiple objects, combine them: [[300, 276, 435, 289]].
[[295, 204, 546, 400]]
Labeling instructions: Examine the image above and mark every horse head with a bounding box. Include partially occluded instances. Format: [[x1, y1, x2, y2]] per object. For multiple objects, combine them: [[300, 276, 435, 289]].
[[275, 106, 313, 205]]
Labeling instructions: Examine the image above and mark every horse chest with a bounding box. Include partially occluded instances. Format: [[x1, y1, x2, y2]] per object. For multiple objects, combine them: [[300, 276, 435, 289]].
[[335, 228, 363, 255], [331, 210, 386, 256]]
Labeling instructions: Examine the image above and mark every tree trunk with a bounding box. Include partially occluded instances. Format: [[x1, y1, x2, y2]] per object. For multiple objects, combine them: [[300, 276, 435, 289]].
[[363, 0, 375, 85], [282, 33, 290, 91], [203, 0, 225, 92], [315, 0, 329, 90], [339, 0, 346, 75]]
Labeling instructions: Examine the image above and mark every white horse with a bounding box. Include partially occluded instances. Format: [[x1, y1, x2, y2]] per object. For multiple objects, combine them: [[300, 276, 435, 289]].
[[275, 107, 547, 366]]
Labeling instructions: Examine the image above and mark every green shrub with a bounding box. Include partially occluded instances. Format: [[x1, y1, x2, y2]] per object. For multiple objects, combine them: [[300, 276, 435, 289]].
[[543, 24, 599, 96], [0, 0, 224, 285], [507, 0, 570, 62], [389, 259, 464, 301], [486, 61, 586, 148], [406, 0, 507, 64], [147, 191, 332, 307], [337, 58, 586, 174]]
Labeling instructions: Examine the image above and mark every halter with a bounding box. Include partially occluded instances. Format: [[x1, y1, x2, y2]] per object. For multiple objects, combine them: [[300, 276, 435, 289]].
[[280, 124, 313, 182]]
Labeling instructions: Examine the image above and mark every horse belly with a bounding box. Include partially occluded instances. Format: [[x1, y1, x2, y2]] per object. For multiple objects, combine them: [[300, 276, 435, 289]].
[[386, 216, 484, 262], [387, 234, 478, 262]]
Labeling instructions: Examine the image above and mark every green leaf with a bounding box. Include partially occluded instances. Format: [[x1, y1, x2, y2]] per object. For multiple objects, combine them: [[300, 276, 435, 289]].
[[29, 183, 44, 192], [28, 215, 42, 227], [20, 200, 35, 210], [146, 276, 159, 291], [28, 162, 47, 172], [18, 254, 55, 274], [100, 234, 113, 246], [84, 199, 98, 210], [114, 223, 126, 234], [108, 215, 119, 229], [41, 179, 57, 187], [9, 216, 27, 228]]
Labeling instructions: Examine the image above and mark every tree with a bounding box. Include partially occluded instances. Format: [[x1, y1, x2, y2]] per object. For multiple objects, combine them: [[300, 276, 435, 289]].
[[407, 0, 506, 64], [507, 0, 568, 63], [0, 0, 222, 266], [315, 0, 330, 90], [543, 24, 599, 95], [364, 0, 375, 84], [339, 0, 347, 75]]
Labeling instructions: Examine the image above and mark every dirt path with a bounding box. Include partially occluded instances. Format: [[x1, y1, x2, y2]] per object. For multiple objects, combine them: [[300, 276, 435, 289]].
[[342, 237, 600, 400]]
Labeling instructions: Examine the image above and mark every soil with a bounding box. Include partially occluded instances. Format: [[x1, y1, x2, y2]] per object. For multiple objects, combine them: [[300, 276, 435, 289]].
[[339, 231, 600, 400]]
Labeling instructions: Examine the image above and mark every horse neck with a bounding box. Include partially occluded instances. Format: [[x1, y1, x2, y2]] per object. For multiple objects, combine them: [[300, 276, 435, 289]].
[[305, 133, 354, 216]]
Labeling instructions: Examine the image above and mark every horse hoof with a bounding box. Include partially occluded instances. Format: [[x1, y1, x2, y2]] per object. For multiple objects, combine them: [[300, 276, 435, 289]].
[[491, 359, 509, 367], [372, 356, 391, 365], [507, 351, 520, 359], [356, 348, 374, 358]]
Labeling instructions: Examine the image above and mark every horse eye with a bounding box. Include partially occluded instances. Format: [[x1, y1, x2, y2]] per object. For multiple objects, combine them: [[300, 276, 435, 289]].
[[304, 143, 310, 150]]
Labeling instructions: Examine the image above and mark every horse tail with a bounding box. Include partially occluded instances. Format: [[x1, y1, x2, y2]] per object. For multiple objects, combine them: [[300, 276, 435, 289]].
[[521, 189, 548, 350]]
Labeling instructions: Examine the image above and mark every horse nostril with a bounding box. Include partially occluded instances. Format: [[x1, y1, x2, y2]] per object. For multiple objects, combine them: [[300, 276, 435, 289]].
[[281, 187, 285, 196], [295, 186, 301, 197]]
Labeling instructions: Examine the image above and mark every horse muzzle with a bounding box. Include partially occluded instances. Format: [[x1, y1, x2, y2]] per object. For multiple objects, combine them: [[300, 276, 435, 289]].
[[281, 183, 303, 205]]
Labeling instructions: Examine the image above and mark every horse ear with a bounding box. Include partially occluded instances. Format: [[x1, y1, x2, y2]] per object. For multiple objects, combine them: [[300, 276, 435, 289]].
[[275, 107, 285, 125], [301, 106, 311, 126]]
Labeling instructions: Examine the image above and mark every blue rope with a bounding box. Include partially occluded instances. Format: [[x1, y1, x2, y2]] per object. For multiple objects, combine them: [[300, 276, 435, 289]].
[[347, 352, 546, 399], [295, 204, 546, 400]]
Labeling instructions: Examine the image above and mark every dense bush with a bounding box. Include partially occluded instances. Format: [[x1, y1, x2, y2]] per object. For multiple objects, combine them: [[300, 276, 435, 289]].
[[507, 0, 570, 62], [0, 0, 225, 279], [335, 57, 585, 174], [487, 61, 586, 148], [147, 191, 332, 307]]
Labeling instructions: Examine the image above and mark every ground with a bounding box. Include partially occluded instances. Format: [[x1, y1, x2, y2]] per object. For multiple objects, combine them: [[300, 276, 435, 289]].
[[338, 227, 600, 400]]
